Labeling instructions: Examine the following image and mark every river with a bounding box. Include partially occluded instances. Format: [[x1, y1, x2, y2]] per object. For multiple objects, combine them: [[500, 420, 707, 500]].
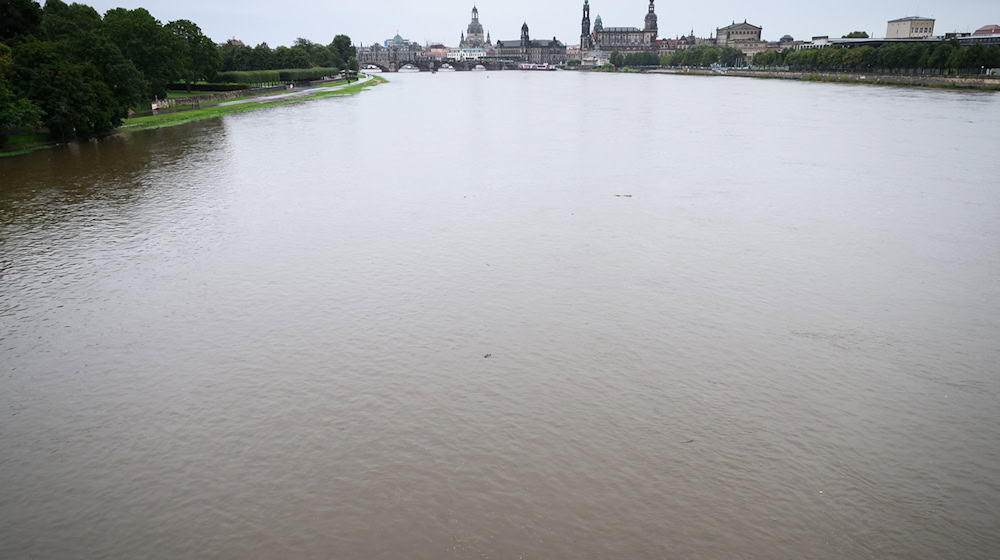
[[1, 71, 999, 559]]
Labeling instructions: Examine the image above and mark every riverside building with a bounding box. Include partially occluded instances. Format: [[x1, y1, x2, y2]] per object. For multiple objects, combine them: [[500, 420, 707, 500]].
[[886, 17, 936, 39], [495, 23, 567, 65], [715, 20, 769, 62]]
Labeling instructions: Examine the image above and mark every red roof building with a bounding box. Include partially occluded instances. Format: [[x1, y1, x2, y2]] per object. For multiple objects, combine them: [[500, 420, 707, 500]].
[[974, 25, 1000, 36]]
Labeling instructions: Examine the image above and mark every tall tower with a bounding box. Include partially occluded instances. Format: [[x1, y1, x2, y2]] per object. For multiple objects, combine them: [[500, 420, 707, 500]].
[[520, 22, 530, 59], [581, 0, 592, 49], [644, 0, 658, 45]]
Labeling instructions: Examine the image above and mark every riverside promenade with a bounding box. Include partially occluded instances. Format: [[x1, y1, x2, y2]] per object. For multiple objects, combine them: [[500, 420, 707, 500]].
[[218, 74, 374, 107]]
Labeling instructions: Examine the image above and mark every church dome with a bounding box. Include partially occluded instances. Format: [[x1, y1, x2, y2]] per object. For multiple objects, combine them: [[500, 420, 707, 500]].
[[468, 6, 484, 34]]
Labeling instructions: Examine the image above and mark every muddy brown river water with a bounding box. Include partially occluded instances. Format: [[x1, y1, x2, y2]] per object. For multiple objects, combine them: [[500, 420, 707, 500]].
[[1, 72, 999, 559]]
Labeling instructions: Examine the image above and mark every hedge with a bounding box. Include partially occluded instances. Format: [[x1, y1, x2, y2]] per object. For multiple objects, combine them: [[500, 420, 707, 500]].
[[215, 67, 343, 86], [166, 82, 249, 92]]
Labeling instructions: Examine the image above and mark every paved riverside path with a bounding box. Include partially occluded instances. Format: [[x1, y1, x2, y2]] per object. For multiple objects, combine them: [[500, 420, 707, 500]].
[[217, 74, 375, 107]]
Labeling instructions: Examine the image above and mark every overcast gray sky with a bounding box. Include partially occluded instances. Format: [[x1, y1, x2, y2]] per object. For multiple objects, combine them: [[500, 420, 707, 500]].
[[81, 1, 997, 47]]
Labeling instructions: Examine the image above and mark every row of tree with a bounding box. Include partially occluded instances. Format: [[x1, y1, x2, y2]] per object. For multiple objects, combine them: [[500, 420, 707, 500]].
[[0, 0, 358, 148], [609, 51, 660, 67], [755, 42, 1000, 72], [219, 37, 356, 72], [660, 46, 746, 68], [603, 41, 1000, 73]]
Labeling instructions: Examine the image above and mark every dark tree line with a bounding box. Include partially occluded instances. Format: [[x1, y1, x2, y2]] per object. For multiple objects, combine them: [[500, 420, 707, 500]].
[[754, 41, 1000, 73], [0, 0, 357, 147], [609, 51, 661, 67], [219, 36, 356, 72], [661, 45, 746, 67]]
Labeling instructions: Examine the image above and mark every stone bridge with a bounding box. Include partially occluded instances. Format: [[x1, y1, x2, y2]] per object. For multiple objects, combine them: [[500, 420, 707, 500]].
[[362, 58, 523, 73]]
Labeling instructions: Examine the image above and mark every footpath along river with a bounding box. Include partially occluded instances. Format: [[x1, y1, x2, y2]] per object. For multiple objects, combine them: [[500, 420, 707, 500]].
[[1, 71, 999, 559]]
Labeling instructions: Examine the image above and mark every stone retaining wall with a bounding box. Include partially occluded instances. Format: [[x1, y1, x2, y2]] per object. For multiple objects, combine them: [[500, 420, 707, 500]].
[[648, 68, 999, 89]]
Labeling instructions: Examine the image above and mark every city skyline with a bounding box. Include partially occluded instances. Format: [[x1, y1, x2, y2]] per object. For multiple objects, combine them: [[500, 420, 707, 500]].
[[79, 0, 997, 47]]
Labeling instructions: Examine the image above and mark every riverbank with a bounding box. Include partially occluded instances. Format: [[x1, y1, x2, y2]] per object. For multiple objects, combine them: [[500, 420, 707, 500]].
[[122, 75, 385, 133], [0, 75, 386, 158], [647, 68, 1000, 91]]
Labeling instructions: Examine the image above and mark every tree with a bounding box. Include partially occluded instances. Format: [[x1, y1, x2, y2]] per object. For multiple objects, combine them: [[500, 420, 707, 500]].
[[0, 42, 42, 147], [273, 45, 310, 69], [250, 43, 273, 70], [719, 46, 743, 67], [0, 0, 42, 45], [610, 51, 623, 67], [843, 31, 869, 39], [330, 34, 355, 69], [35, 1, 146, 115], [102, 7, 180, 98], [12, 40, 118, 141], [166, 19, 220, 89], [753, 51, 778, 67], [699, 47, 720, 66]]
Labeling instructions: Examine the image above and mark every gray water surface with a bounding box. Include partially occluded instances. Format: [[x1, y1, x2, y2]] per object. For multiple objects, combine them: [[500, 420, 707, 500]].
[[2, 72, 999, 559]]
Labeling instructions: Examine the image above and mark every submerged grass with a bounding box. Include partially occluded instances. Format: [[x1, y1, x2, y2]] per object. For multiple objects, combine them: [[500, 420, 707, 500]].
[[0, 133, 57, 158]]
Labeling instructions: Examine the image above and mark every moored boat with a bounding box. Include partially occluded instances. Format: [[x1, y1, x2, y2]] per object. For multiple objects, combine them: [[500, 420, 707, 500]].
[[518, 63, 557, 71]]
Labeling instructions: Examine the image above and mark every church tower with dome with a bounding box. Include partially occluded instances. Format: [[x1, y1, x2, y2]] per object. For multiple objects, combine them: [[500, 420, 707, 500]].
[[460, 6, 487, 48]]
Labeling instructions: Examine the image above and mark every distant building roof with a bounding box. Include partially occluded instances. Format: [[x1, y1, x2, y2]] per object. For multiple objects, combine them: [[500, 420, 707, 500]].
[[718, 21, 762, 31], [829, 37, 944, 46], [496, 39, 563, 48], [889, 16, 935, 23], [975, 24, 1000, 35], [600, 27, 641, 33]]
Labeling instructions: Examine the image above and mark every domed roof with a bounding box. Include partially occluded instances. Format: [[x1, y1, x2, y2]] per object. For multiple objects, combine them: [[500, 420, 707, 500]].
[[780, 34, 794, 42]]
